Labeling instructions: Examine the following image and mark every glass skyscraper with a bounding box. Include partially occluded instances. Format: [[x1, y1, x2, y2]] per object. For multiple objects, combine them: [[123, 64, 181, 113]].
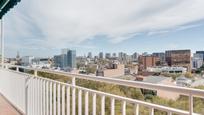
[[67, 50, 76, 68], [54, 49, 76, 69]]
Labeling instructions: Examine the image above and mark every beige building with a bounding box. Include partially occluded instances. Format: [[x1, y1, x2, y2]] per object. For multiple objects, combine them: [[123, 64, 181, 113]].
[[96, 64, 125, 77]]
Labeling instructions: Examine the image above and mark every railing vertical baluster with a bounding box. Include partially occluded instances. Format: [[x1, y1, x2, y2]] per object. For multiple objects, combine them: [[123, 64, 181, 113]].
[[189, 94, 193, 115], [150, 108, 154, 115], [78, 89, 82, 115], [85, 91, 89, 115], [29, 78, 32, 115], [31, 78, 34, 115], [101, 95, 105, 115], [16, 77, 19, 111], [168, 111, 172, 115], [33, 78, 37, 115], [92, 93, 96, 115], [40, 79, 43, 115], [26, 77, 30, 115], [53, 83, 57, 115], [46, 81, 49, 115], [39, 79, 41, 115], [111, 98, 115, 115], [72, 77, 76, 115], [58, 84, 61, 115], [50, 82, 53, 115], [122, 101, 126, 115], [37, 78, 39, 115], [19, 77, 21, 109], [16, 76, 19, 112], [67, 86, 70, 115], [30, 77, 34, 115], [43, 80, 46, 115], [134, 103, 139, 115], [62, 85, 65, 115], [38, 79, 41, 115], [33, 70, 37, 115]]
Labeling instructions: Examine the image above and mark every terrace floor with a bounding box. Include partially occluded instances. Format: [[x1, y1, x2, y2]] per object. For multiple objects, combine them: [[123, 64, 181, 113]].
[[0, 94, 22, 115]]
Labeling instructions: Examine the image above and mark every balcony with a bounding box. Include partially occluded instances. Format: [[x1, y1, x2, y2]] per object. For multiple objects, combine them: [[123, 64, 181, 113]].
[[0, 64, 204, 115]]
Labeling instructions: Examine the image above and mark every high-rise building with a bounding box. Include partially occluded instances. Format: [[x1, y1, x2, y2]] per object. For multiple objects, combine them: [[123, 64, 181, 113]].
[[105, 53, 111, 59], [118, 52, 124, 60], [118, 52, 127, 61], [61, 49, 69, 68], [118, 52, 129, 64], [54, 49, 76, 69], [142, 52, 148, 56], [0, 54, 2, 64], [152, 52, 165, 65], [165, 50, 191, 71], [21, 56, 35, 66], [67, 50, 76, 68], [196, 51, 204, 61], [16, 51, 20, 59], [192, 53, 203, 69], [87, 52, 92, 58], [54, 55, 62, 67], [61, 49, 68, 54], [16, 51, 21, 65], [132, 52, 139, 61], [112, 53, 117, 58], [99, 52, 103, 59], [193, 53, 203, 60]]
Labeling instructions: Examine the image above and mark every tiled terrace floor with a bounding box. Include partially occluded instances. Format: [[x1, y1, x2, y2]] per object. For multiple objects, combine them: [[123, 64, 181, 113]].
[[0, 94, 22, 115]]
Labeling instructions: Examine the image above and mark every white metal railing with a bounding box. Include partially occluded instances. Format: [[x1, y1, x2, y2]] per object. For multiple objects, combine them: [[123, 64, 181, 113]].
[[0, 64, 204, 115]]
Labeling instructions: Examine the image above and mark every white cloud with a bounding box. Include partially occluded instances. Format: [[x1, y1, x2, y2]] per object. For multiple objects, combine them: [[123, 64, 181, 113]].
[[4, 0, 204, 48], [147, 30, 170, 36]]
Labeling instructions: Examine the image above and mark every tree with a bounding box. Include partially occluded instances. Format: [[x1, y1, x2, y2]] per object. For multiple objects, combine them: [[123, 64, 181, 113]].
[[86, 66, 96, 74], [185, 72, 193, 78]]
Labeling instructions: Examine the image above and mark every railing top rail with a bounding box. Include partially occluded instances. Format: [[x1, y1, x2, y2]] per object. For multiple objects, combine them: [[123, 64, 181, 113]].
[[3, 64, 204, 98]]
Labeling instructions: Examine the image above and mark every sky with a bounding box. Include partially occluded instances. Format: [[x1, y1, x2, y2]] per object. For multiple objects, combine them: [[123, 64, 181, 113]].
[[2, 0, 204, 58]]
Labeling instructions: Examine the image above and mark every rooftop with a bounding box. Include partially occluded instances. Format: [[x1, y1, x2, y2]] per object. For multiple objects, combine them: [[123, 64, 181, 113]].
[[143, 76, 171, 84]]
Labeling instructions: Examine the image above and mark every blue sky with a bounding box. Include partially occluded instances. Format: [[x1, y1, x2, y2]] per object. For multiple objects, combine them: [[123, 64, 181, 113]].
[[2, 0, 204, 57]]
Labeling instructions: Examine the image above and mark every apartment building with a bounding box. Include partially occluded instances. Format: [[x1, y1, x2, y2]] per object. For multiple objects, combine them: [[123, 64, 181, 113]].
[[165, 50, 191, 71], [138, 55, 159, 70]]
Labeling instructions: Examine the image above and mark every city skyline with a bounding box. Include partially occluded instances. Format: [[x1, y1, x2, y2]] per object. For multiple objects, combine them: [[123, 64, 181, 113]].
[[7, 48, 204, 58], [2, 0, 204, 57]]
